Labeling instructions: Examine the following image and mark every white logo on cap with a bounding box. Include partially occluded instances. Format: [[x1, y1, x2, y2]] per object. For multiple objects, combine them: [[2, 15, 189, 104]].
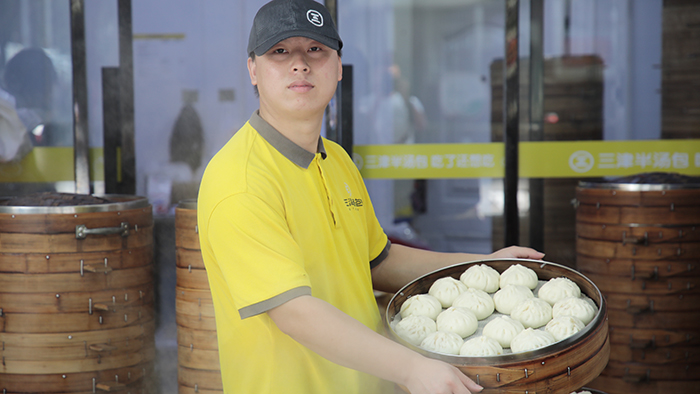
[[307, 9, 324, 27]]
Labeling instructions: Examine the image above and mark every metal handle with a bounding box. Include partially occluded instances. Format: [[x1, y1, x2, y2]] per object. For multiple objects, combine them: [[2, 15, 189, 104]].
[[629, 338, 653, 349], [75, 222, 129, 239], [626, 305, 650, 315], [626, 299, 653, 315], [622, 236, 642, 245], [83, 265, 113, 274], [89, 343, 118, 352], [95, 381, 127, 391], [623, 369, 650, 383], [622, 230, 648, 246], [93, 303, 112, 312]]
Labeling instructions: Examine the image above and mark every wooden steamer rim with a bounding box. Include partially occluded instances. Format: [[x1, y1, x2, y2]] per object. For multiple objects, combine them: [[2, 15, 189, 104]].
[[575, 177, 700, 246], [0, 194, 153, 241], [578, 182, 700, 191], [177, 199, 197, 210], [577, 174, 700, 209], [385, 258, 610, 393], [578, 175, 700, 192], [0, 194, 150, 214]]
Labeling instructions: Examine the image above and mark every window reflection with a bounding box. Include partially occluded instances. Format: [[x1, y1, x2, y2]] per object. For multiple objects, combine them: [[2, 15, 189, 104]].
[[0, 0, 73, 195]]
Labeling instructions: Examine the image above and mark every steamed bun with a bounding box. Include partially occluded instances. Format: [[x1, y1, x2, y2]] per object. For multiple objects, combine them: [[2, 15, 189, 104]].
[[510, 298, 552, 328], [459, 335, 503, 357], [545, 315, 585, 341], [420, 331, 464, 355], [451, 288, 495, 320], [510, 327, 556, 353], [499, 264, 538, 290], [482, 315, 524, 348], [552, 296, 597, 325], [538, 277, 581, 306], [493, 284, 534, 314], [459, 264, 500, 293], [429, 277, 468, 308], [400, 294, 442, 320], [436, 307, 478, 338], [394, 314, 437, 346]]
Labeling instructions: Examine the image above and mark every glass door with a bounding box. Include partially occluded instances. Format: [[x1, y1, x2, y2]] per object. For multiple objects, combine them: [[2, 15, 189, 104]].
[[0, 0, 75, 196], [339, 0, 509, 253], [338, 0, 672, 264], [0, 0, 125, 198]]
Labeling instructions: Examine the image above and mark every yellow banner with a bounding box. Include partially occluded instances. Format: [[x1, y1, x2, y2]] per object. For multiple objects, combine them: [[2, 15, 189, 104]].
[[353, 143, 504, 179], [521, 139, 700, 177], [0, 147, 104, 183], [354, 139, 700, 179], [2, 140, 698, 183]]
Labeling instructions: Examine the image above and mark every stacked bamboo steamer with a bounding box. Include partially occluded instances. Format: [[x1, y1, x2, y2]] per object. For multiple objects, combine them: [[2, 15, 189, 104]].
[[661, 0, 700, 139], [0, 193, 156, 393], [174, 200, 222, 394], [575, 173, 700, 394]]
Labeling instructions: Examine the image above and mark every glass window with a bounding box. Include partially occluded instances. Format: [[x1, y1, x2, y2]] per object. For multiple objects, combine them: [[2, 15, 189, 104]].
[[339, 0, 667, 263], [0, 0, 74, 195]]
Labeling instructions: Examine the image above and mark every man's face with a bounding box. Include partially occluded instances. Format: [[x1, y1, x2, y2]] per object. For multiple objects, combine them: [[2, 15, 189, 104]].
[[248, 36, 342, 118]]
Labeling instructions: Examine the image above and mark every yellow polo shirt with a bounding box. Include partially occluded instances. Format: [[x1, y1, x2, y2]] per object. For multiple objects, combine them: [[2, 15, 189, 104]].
[[197, 111, 393, 394]]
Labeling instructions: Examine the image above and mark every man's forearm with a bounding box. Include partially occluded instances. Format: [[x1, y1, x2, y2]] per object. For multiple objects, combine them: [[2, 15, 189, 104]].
[[267, 294, 423, 386], [371, 244, 483, 293], [371, 244, 545, 293]]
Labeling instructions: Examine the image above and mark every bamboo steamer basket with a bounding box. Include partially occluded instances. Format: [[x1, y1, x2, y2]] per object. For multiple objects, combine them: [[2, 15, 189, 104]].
[[661, 0, 700, 139], [175, 200, 223, 394], [385, 258, 610, 394], [0, 193, 156, 393], [575, 173, 700, 394]]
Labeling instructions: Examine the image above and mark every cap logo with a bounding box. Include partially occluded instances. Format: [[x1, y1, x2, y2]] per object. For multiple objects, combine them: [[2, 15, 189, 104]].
[[306, 9, 324, 27]]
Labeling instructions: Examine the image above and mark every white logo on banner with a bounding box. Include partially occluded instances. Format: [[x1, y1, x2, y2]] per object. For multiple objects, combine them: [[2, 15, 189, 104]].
[[569, 150, 595, 173], [353, 152, 363, 170]]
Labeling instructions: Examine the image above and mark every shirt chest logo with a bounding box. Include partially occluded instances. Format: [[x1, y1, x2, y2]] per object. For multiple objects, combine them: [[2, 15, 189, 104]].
[[343, 182, 363, 211]]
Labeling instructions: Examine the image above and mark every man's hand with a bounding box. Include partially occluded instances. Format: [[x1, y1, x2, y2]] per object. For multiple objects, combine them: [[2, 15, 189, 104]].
[[489, 245, 545, 260], [403, 357, 483, 394]]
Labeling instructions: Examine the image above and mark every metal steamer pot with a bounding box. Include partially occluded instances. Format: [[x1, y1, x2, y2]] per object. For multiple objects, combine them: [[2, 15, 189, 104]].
[[385, 258, 610, 394]]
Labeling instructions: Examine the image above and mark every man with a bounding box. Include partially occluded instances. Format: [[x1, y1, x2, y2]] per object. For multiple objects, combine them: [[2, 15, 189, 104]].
[[197, 1, 544, 393]]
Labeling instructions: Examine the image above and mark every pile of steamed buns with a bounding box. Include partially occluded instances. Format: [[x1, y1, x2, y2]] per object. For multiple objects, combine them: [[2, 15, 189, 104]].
[[393, 264, 598, 356]]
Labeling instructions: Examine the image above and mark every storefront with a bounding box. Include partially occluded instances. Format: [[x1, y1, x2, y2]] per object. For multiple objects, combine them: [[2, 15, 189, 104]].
[[1, 1, 698, 392]]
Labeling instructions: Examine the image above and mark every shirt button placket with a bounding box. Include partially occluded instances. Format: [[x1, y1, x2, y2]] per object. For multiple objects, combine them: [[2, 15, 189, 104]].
[[315, 155, 339, 228]]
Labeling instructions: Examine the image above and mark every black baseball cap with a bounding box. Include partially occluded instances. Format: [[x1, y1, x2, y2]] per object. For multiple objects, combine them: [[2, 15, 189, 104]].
[[247, 0, 343, 57]]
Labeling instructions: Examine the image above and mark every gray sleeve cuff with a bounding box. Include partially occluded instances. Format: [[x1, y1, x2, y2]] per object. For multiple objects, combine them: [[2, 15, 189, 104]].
[[238, 286, 312, 319], [369, 239, 391, 270]]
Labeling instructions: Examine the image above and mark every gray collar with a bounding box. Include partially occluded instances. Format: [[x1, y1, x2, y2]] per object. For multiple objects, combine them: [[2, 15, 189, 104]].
[[249, 111, 327, 169]]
